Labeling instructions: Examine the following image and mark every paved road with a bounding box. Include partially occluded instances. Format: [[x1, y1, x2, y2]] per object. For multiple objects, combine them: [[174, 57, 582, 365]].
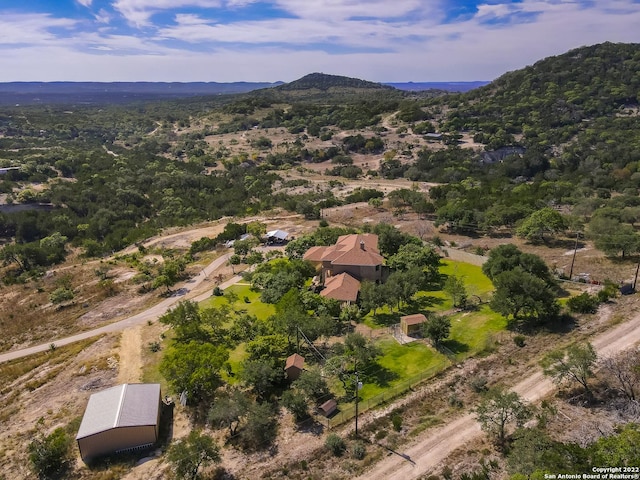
[[358, 311, 640, 480], [0, 253, 236, 364]]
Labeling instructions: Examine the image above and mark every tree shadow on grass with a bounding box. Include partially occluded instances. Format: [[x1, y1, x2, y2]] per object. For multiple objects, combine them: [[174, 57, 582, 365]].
[[507, 313, 577, 335], [364, 364, 399, 389], [407, 295, 445, 311], [439, 339, 469, 356], [370, 312, 401, 328]]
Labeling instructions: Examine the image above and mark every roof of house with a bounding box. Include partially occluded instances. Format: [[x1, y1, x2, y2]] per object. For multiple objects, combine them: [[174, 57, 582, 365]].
[[285, 353, 305, 371], [331, 245, 383, 267], [266, 229, 289, 240], [303, 246, 330, 262], [400, 314, 428, 326], [76, 383, 161, 440], [320, 273, 360, 302], [302, 234, 383, 267]]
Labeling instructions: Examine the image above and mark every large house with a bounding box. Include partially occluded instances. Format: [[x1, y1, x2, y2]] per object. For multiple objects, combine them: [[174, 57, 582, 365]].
[[303, 233, 384, 303]]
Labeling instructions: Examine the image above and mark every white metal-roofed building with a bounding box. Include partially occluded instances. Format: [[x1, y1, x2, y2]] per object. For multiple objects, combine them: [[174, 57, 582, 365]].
[[265, 229, 289, 243], [76, 383, 161, 461]]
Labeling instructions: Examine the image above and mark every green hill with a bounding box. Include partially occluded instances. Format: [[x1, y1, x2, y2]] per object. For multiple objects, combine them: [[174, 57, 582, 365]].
[[447, 42, 640, 144], [277, 72, 395, 92]]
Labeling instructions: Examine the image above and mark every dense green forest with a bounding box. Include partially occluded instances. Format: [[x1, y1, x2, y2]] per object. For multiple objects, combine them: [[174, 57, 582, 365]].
[[2, 41, 640, 279]]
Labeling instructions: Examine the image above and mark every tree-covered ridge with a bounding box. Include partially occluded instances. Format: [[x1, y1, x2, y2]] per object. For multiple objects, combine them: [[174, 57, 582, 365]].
[[277, 72, 396, 92], [4, 41, 640, 275], [392, 42, 640, 238], [456, 42, 640, 134]]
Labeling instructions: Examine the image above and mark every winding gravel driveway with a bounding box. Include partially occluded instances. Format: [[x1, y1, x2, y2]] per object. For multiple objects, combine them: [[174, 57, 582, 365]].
[[0, 253, 236, 364]]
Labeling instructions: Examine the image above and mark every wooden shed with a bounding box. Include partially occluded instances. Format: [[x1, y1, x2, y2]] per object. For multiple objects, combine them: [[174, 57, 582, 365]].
[[319, 399, 337, 417], [400, 314, 427, 336], [284, 353, 305, 381], [76, 383, 161, 461]]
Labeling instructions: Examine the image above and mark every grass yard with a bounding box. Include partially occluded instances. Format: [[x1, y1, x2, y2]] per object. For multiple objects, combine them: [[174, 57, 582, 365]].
[[363, 259, 494, 329], [200, 283, 275, 320], [439, 259, 494, 300], [365, 338, 450, 395], [222, 343, 248, 384], [445, 305, 507, 360]]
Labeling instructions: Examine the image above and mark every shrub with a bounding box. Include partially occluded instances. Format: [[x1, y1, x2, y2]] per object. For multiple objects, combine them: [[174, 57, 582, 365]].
[[374, 429, 388, 440], [49, 287, 74, 304], [597, 281, 619, 302], [391, 414, 403, 432], [351, 441, 366, 460], [513, 335, 526, 347], [325, 433, 346, 456], [469, 375, 488, 393], [213, 286, 223, 296], [28, 426, 71, 478], [448, 393, 463, 408], [566, 292, 599, 314]]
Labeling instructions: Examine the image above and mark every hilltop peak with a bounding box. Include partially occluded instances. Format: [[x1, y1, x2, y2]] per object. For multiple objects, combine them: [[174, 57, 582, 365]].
[[277, 72, 394, 91]]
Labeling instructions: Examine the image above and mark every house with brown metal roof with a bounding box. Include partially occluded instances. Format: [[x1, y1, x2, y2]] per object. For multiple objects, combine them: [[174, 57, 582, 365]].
[[320, 272, 360, 303], [304, 233, 383, 283], [304, 233, 384, 304]]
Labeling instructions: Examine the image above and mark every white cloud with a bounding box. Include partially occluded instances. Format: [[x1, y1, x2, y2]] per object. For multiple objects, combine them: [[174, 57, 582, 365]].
[[1, 0, 640, 82], [76, 0, 93, 7], [157, 15, 423, 48], [94, 9, 113, 24], [272, 0, 430, 20], [0, 14, 77, 46], [112, 0, 222, 26]]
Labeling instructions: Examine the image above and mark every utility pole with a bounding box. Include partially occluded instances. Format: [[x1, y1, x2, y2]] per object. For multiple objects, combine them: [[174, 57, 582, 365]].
[[568, 232, 580, 280], [354, 371, 362, 437]]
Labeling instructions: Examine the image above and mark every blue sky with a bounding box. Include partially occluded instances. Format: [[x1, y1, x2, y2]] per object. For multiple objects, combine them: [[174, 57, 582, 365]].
[[0, 0, 639, 82]]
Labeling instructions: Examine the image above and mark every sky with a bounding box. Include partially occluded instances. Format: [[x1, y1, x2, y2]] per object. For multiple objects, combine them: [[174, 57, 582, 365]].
[[0, 0, 639, 83]]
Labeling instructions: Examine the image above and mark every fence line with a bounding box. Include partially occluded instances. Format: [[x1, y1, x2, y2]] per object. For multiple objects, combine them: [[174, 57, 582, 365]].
[[440, 247, 487, 266], [321, 362, 448, 429]]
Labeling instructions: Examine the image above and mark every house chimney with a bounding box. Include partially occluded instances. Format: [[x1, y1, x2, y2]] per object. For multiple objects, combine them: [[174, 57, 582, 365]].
[[360, 241, 365, 250]]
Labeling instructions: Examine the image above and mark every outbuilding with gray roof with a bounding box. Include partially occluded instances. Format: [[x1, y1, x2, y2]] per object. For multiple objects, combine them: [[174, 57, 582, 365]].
[[76, 383, 161, 461]]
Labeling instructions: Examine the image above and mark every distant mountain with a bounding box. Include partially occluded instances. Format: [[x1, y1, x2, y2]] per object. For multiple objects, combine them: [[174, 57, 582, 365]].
[[276, 73, 394, 92], [385, 81, 488, 92], [0, 81, 283, 105]]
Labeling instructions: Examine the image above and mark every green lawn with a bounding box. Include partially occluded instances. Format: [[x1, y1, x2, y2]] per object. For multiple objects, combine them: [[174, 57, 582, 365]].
[[363, 339, 449, 396], [363, 259, 494, 328], [200, 283, 275, 320], [439, 259, 494, 300], [445, 305, 507, 359], [355, 261, 505, 402], [331, 338, 449, 411], [222, 343, 248, 384]]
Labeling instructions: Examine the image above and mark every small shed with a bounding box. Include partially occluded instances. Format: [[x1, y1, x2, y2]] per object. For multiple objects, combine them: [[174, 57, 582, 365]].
[[400, 314, 427, 336], [319, 399, 337, 417], [76, 383, 161, 461], [284, 353, 305, 381]]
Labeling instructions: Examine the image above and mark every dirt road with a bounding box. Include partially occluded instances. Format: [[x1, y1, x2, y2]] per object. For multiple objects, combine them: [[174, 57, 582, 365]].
[[358, 313, 640, 480], [0, 253, 236, 364]]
